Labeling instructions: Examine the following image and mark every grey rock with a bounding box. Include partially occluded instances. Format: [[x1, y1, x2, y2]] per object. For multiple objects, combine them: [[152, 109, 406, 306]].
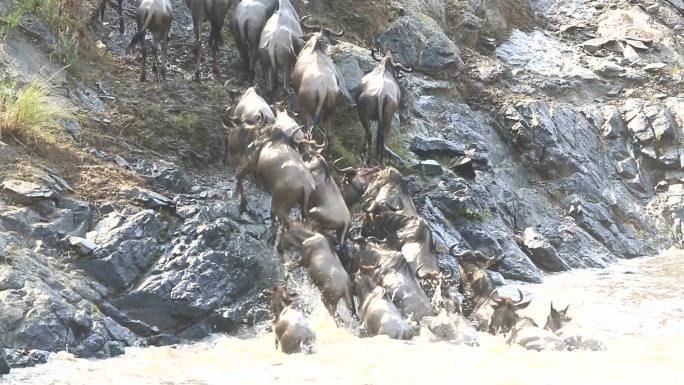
[[4, 349, 49, 368], [81, 210, 163, 290], [517, 227, 569, 272], [0, 180, 60, 205], [71, 82, 105, 113], [409, 136, 466, 156], [616, 158, 639, 179], [413, 159, 443, 175], [124, 187, 175, 209], [143, 161, 192, 193], [643, 63, 667, 72], [377, 16, 464, 78], [68, 236, 97, 256], [581, 37, 614, 53]]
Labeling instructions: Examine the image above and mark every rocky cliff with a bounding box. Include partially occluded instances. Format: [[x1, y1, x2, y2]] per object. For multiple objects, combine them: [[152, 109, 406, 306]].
[[1, 0, 683, 367]]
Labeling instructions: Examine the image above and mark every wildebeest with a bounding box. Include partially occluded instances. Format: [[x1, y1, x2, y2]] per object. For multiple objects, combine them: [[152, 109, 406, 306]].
[[291, 18, 345, 138], [279, 222, 355, 323], [304, 156, 351, 260], [357, 49, 412, 164], [230, 0, 277, 80], [354, 265, 413, 340], [350, 229, 429, 322], [265, 283, 316, 354], [258, 0, 303, 99], [226, 123, 315, 240], [97, 0, 124, 34], [449, 247, 498, 317], [185, 0, 231, 80], [544, 303, 571, 333], [226, 86, 276, 126], [362, 208, 440, 282], [505, 315, 566, 351], [488, 289, 531, 335], [126, 0, 174, 82], [334, 165, 418, 216]]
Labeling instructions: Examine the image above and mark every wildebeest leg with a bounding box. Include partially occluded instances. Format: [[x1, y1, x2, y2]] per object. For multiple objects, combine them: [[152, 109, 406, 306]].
[[151, 41, 159, 78], [160, 28, 170, 81], [193, 18, 202, 81], [210, 19, 222, 77], [117, 0, 124, 34], [98, 0, 106, 22], [376, 119, 386, 165], [268, 204, 279, 244], [358, 113, 373, 165], [236, 168, 250, 214], [140, 38, 147, 82], [300, 187, 311, 220]]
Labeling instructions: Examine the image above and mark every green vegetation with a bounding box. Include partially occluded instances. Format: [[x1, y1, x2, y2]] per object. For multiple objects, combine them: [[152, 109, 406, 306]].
[[0, 74, 73, 146]]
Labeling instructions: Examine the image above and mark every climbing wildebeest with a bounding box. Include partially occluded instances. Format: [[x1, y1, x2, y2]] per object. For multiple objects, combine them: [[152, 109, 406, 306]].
[[304, 156, 351, 261], [258, 0, 303, 99], [127, 0, 174, 82], [185, 0, 231, 80], [334, 165, 418, 216], [280, 222, 355, 323], [225, 86, 276, 126], [265, 283, 316, 354], [226, 123, 315, 240], [350, 228, 429, 322], [97, 0, 124, 34], [354, 265, 413, 340], [291, 18, 345, 138], [488, 289, 531, 335], [230, 0, 277, 80], [357, 49, 412, 164], [449, 246, 498, 317], [362, 207, 440, 284]]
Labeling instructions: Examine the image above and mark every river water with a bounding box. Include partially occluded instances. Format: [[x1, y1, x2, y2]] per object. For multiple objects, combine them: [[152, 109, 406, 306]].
[[2, 249, 683, 385]]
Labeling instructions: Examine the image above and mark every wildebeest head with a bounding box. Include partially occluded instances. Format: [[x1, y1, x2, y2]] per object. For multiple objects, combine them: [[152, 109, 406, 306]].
[[300, 15, 344, 49], [354, 264, 382, 298], [544, 302, 571, 332], [449, 245, 498, 298], [370, 48, 413, 79], [263, 282, 296, 322], [334, 161, 376, 208], [489, 289, 531, 335]]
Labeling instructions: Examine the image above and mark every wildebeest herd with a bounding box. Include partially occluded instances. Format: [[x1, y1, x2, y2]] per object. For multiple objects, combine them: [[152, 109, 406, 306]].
[[100, 0, 600, 354]]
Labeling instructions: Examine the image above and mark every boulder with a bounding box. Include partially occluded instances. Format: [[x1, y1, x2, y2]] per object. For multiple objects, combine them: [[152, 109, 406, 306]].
[[0, 346, 9, 374], [377, 15, 464, 78], [516, 227, 569, 272]]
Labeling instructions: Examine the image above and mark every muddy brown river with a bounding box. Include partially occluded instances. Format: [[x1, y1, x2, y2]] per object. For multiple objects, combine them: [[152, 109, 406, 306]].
[[2, 249, 682, 385]]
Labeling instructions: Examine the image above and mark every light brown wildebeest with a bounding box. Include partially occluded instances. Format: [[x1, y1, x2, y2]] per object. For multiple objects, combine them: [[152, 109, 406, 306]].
[[279, 222, 355, 324], [230, 0, 277, 81], [185, 0, 231, 80], [354, 265, 413, 340], [356, 49, 412, 164], [291, 18, 345, 140], [264, 283, 316, 354], [126, 0, 174, 82]]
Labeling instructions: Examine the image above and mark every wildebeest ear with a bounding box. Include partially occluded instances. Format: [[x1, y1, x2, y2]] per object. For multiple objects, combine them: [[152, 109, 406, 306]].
[[563, 304, 570, 314], [287, 292, 298, 298], [490, 302, 505, 310], [550, 302, 556, 313], [516, 300, 532, 310]]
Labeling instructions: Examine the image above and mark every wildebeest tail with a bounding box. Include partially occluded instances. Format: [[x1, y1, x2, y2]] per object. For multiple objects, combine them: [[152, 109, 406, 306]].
[[127, 10, 153, 50]]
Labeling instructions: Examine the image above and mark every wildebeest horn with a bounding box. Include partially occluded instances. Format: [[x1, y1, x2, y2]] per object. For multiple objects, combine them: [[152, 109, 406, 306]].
[[394, 62, 413, 73], [327, 25, 344, 36], [370, 48, 382, 62], [332, 157, 355, 174], [563, 304, 570, 313], [300, 15, 320, 30], [514, 289, 524, 304], [367, 235, 386, 243], [363, 201, 379, 214], [313, 133, 327, 151]]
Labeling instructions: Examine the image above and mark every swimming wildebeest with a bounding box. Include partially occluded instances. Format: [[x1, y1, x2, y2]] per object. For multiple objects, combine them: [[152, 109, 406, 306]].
[[126, 0, 174, 82], [280, 222, 356, 324], [185, 0, 231, 80], [356, 49, 412, 164], [96, 0, 125, 34], [258, 0, 303, 99], [291, 18, 345, 138], [488, 289, 531, 335], [230, 0, 277, 81], [265, 283, 316, 354], [354, 265, 413, 340]]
